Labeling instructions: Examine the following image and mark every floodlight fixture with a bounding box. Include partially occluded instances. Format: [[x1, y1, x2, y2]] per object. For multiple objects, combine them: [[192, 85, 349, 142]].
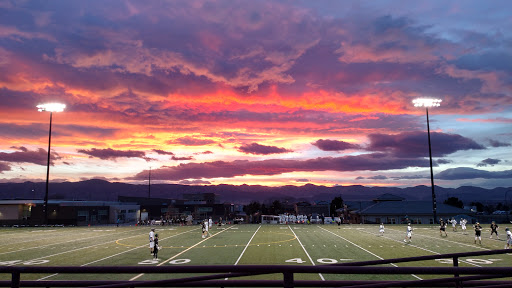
[[37, 103, 66, 112], [37, 102, 66, 225], [412, 98, 442, 107]]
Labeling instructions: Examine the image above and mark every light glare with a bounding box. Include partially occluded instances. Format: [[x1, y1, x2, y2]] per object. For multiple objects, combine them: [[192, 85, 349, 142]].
[[412, 98, 442, 108], [37, 103, 66, 112]]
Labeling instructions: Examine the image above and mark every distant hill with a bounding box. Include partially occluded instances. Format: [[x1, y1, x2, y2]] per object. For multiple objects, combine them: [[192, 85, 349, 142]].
[[0, 180, 510, 205]]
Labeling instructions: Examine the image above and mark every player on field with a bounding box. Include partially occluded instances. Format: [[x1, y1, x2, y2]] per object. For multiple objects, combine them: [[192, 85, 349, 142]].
[[460, 218, 467, 235], [474, 222, 482, 245], [209, 217, 213, 229], [379, 223, 385, 236], [149, 228, 155, 255], [505, 228, 511, 249], [201, 221, 207, 238], [153, 234, 159, 260], [490, 221, 499, 239], [439, 218, 447, 237], [449, 218, 457, 232], [204, 219, 210, 237], [404, 223, 412, 243]]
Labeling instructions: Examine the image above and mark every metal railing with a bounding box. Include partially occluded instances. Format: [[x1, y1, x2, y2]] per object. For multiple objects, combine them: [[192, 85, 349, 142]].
[[1, 249, 511, 287]]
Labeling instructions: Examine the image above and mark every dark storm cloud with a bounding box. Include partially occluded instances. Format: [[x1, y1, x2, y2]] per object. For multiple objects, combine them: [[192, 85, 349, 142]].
[[238, 143, 292, 155], [171, 156, 194, 161], [366, 131, 485, 158], [436, 159, 452, 164], [0, 146, 59, 165], [453, 52, 512, 72], [0, 162, 11, 173], [129, 153, 430, 181], [476, 158, 501, 167], [152, 149, 175, 155], [367, 175, 388, 180], [436, 167, 512, 180], [169, 137, 216, 146], [296, 179, 310, 182], [77, 148, 146, 160], [312, 139, 360, 151], [489, 139, 510, 147]]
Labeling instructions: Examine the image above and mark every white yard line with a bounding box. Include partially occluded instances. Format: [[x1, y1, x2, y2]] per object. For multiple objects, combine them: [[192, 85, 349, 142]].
[[130, 226, 235, 281], [319, 226, 423, 280], [224, 225, 262, 280], [357, 227, 482, 268], [38, 228, 197, 281], [386, 227, 489, 251], [288, 225, 325, 281], [0, 229, 136, 256], [234, 225, 261, 265]]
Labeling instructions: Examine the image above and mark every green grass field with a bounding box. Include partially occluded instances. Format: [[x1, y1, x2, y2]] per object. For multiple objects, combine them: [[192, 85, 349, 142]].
[[1, 224, 511, 284]]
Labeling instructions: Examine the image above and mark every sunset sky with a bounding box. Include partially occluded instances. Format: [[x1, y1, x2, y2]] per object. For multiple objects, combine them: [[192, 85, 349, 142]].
[[0, 0, 511, 189]]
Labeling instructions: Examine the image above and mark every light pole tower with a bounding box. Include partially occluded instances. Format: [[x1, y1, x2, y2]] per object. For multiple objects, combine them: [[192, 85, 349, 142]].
[[413, 98, 441, 224], [37, 103, 66, 226]]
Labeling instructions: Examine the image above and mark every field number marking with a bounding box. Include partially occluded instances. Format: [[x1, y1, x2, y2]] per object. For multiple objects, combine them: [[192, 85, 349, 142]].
[[285, 258, 353, 264], [436, 258, 499, 265], [168, 259, 191, 265], [0, 260, 49, 266]]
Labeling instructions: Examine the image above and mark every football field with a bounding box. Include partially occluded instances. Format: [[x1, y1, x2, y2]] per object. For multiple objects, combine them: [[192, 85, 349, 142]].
[[1, 224, 511, 284]]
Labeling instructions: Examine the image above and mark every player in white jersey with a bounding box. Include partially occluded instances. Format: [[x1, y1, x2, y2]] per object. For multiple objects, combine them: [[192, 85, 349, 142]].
[[450, 218, 457, 231], [505, 228, 511, 249], [460, 218, 467, 234], [204, 219, 210, 237], [149, 228, 155, 255], [208, 217, 213, 229], [379, 223, 385, 236], [404, 223, 412, 243]]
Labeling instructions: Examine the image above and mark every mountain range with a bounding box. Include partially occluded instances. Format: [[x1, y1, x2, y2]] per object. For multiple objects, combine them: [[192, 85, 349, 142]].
[[1, 180, 511, 205]]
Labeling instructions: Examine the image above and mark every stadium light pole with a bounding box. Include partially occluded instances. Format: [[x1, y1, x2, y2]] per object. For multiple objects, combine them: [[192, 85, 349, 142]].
[[413, 98, 441, 224], [37, 103, 66, 226]]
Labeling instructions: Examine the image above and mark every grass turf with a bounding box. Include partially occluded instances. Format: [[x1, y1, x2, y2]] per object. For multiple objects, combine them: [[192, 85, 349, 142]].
[[1, 224, 511, 283]]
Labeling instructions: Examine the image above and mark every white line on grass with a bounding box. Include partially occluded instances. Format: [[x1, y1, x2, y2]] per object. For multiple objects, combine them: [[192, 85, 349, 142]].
[[288, 225, 325, 281], [5, 232, 145, 269], [356, 228, 482, 268], [224, 225, 262, 280], [386, 227, 489, 251], [38, 228, 197, 281], [130, 226, 235, 281], [0, 229, 137, 256], [318, 226, 422, 280]]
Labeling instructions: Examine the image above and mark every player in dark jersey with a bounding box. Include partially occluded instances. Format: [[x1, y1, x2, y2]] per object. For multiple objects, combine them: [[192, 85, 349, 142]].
[[474, 222, 482, 245], [439, 218, 447, 237], [490, 221, 499, 240]]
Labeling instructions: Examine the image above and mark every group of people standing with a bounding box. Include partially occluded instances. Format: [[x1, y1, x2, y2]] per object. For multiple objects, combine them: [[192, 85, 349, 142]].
[[439, 218, 511, 248], [201, 217, 213, 238], [149, 228, 159, 260]]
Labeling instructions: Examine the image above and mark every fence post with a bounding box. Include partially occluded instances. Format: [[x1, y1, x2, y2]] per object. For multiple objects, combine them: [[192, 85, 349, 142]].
[[11, 272, 20, 288], [283, 272, 294, 288], [453, 256, 460, 288]]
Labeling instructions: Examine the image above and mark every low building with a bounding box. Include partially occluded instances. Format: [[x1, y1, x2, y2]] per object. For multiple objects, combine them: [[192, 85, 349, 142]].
[[0, 199, 139, 226], [347, 194, 473, 224]]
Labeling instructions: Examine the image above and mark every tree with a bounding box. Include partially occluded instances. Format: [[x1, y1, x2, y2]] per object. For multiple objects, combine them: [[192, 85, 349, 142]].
[[444, 197, 463, 208], [269, 200, 283, 215], [330, 196, 344, 217], [244, 201, 261, 216]]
